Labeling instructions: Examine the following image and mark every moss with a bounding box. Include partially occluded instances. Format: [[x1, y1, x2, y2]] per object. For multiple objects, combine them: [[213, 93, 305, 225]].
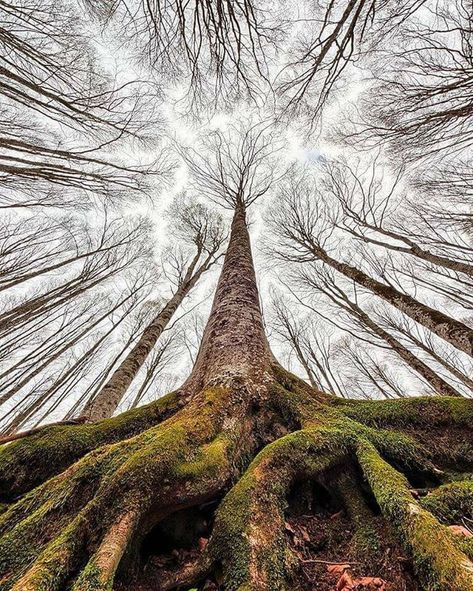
[[336, 476, 381, 556], [0, 385, 238, 591], [211, 427, 353, 591], [337, 397, 473, 430], [70, 563, 105, 591], [420, 481, 473, 524], [9, 511, 88, 591], [357, 440, 473, 590], [0, 390, 183, 499]]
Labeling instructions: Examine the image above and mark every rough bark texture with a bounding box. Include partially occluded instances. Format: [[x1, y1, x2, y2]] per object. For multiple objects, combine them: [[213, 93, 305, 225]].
[[0, 202, 472, 591], [183, 202, 274, 395]]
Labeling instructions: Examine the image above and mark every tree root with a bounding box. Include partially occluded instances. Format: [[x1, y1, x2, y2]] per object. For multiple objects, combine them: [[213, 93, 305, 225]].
[[210, 427, 352, 591], [0, 372, 472, 591], [420, 481, 473, 524], [0, 390, 186, 499], [0, 383, 252, 590], [357, 440, 473, 590]]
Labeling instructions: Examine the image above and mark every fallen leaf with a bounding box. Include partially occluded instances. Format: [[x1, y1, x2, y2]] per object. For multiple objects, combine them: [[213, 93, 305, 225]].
[[449, 525, 473, 537], [327, 563, 351, 575], [198, 537, 209, 550], [356, 576, 387, 589], [337, 571, 355, 590], [327, 564, 387, 590]]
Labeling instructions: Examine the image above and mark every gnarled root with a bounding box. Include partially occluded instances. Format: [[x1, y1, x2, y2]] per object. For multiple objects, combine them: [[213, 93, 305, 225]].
[[210, 427, 352, 591], [0, 390, 186, 499], [357, 440, 473, 590], [0, 383, 252, 590], [0, 372, 472, 591]]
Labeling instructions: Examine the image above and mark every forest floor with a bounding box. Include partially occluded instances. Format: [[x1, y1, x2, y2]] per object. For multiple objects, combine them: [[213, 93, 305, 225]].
[[285, 503, 419, 591], [118, 482, 421, 591]]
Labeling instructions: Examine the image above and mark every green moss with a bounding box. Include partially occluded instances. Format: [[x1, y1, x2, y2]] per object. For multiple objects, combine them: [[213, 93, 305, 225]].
[[0, 390, 183, 499], [70, 563, 105, 591], [357, 440, 473, 590], [420, 481, 473, 524], [212, 426, 354, 591], [338, 397, 473, 430]]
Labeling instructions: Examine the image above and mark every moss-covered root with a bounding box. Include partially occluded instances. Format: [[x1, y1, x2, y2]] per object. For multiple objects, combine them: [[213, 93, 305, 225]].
[[357, 440, 473, 591], [0, 390, 184, 499], [338, 396, 473, 431], [335, 474, 381, 556], [71, 510, 138, 591], [211, 428, 351, 591], [10, 512, 89, 591], [420, 480, 473, 524], [0, 385, 249, 591]]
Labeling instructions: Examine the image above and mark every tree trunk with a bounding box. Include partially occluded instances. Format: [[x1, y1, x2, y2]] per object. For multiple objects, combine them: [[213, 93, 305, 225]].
[[0, 201, 472, 591], [313, 246, 473, 358], [343, 298, 464, 397], [80, 256, 208, 421]]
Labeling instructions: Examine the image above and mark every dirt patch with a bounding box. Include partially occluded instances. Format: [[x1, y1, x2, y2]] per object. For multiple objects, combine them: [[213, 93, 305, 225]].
[[286, 506, 420, 591]]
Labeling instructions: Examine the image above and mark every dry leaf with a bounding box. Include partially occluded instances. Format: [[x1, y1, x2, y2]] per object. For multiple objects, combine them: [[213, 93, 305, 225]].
[[327, 563, 351, 575], [448, 525, 473, 537]]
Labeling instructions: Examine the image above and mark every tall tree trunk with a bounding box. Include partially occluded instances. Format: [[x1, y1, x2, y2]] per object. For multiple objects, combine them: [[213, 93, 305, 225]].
[[339, 296, 464, 397], [1, 201, 472, 591], [182, 200, 273, 395], [81, 255, 211, 421], [313, 246, 473, 357]]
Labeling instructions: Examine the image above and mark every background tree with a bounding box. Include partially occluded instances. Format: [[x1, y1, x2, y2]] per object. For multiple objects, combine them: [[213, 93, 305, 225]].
[[80, 197, 225, 421]]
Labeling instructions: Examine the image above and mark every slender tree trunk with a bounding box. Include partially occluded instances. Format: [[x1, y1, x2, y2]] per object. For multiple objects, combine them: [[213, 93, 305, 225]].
[[369, 317, 462, 396], [358, 223, 473, 278], [393, 326, 473, 394], [313, 246, 473, 357], [81, 256, 211, 421]]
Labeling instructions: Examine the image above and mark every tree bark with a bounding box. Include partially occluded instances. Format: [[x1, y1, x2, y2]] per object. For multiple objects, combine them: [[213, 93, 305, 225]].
[[313, 245, 473, 358]]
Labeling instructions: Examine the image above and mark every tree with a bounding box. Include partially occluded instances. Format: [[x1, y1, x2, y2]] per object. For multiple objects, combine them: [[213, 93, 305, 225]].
[[0, 0, 168, 210], [268, 170, 473, 358], [325, 158, 473, 279], [80, 197, 225, 421], [345, 0, 473, 198], [290, 263, 465, 397], [0, 140, 472, 591], [270, 292, 345, 395]]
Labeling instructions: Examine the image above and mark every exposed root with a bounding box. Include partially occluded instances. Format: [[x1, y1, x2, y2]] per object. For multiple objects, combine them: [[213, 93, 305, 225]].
[[0, 372, 472, 591], [420, 481, 473, 524], [357, 440, 473, 590], [0, 418, 86, 445], [0, 383, 252, 590], [210, 428, 352, 591], [336, 396, 473, 431], [72, 510, 138, 591], [0, 390, 185, 499]]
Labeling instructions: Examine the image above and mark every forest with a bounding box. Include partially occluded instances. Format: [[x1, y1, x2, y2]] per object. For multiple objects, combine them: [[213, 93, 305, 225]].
[[0, 0, 472, 589]]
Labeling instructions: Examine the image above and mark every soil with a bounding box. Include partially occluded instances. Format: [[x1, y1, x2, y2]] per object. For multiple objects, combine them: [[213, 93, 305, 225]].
[[285, 508, 419, 591], [117, 483, 421, 591]]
